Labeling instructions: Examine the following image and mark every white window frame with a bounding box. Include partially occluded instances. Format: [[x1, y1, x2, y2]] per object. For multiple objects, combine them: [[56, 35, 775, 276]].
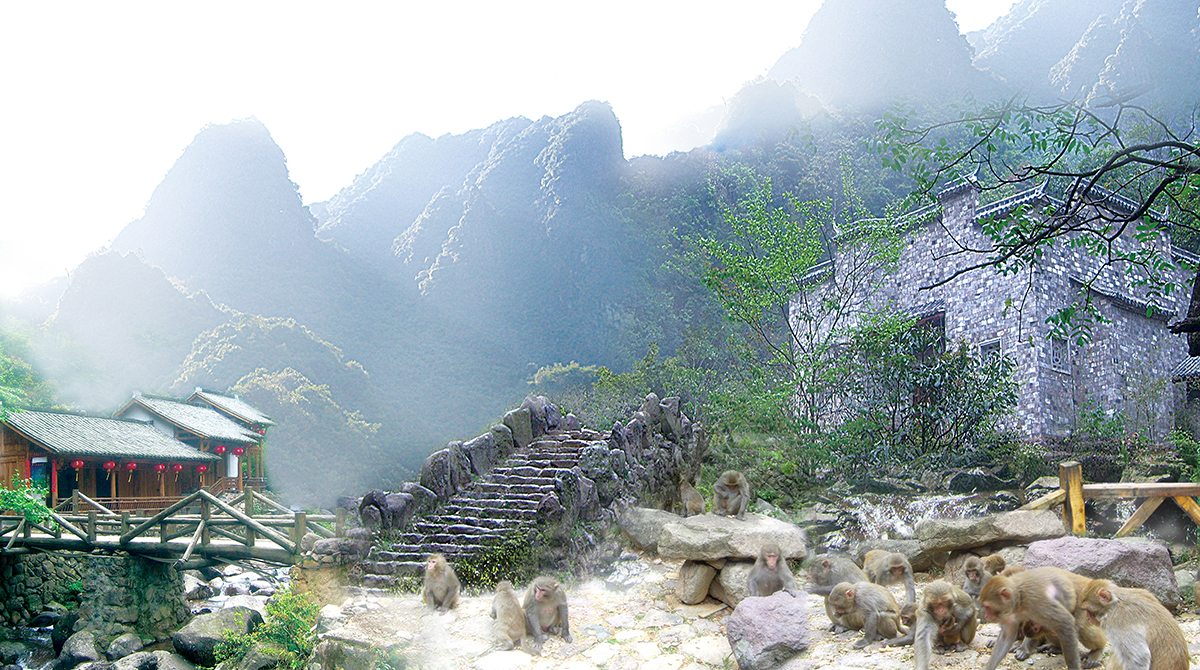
[[978, 338, 1001, 362], [1050, 336, 1070, 373]]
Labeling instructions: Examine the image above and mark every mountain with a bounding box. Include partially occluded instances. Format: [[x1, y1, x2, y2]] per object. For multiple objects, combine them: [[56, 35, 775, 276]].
[[34, 250, 226, 409], [767, 0, 1002, 112]]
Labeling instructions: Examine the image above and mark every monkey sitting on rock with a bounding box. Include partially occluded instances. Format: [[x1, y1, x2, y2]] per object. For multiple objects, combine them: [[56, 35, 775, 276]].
[[712, 470, 751, 519]]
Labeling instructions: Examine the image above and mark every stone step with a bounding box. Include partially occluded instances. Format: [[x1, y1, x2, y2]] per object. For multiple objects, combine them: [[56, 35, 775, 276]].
[[447, 496, 541, 509], [486, 474, 559, 487], [388, 543, 490, 557], [451, 491, 544, 503], [508, 456, 580, 469], [420, 515, 527, 528], [468, 483, 554, 496], [436, 506, 538, 520]]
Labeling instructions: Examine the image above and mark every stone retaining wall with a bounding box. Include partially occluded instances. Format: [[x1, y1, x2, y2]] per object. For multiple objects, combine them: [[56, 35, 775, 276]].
[[0, 552, 188, 644]]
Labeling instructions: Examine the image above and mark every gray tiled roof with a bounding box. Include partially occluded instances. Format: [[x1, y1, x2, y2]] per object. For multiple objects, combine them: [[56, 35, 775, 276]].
[[126, 395, 260, 443], [191, 390, 275, 426], [1172, 357, 1200, 383], [5, 410, 220, 462]]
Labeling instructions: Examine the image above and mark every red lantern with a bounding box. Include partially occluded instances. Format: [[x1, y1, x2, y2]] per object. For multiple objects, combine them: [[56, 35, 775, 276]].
[[232, 446, 244, 456], [255, 428, 265, 435], [196, 465, 208, 473], [103, 461, 116, 480], [71, 459, 84, 469], [154, 463, 167, 473], [124, 461, 137, 481], [214, 444, 226, 455], [171, 463, 183, 481]]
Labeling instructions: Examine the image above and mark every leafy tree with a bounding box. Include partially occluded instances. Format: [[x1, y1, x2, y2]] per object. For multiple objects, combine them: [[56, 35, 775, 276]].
[[697, 170, 903, 429], [873, 96, 1200, 340]]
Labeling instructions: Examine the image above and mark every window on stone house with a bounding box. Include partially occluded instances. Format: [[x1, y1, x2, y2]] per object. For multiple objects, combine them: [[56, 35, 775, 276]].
[[1051, 336, 1070, 373], [914, 311, 946, 362], [978, 338, 1001, 362]]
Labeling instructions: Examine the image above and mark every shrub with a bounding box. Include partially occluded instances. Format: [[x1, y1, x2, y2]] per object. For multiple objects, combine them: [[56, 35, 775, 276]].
[[214, 587, 319, 670]]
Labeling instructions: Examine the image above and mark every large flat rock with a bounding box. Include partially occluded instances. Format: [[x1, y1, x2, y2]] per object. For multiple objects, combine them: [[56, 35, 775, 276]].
[[916, 510, 1065, 553], [656, 512, 808, 561], [1025, 536, 1180, 610]]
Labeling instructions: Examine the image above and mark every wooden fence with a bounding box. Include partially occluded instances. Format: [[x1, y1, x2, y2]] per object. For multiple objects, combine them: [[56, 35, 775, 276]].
[[1020, 460, 1200, 536]]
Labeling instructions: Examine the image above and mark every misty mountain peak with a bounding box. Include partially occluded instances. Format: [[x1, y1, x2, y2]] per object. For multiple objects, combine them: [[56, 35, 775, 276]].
[[768, 0, 1000, 111]]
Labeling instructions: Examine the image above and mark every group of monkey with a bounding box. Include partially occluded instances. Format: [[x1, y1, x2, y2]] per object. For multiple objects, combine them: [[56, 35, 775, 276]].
[[791, 549, 1189, 670], [420, 553, 572, 655]]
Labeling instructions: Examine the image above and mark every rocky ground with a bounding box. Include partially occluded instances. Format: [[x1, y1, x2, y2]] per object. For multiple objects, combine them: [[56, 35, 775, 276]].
[[317, 548, 1200, 670]]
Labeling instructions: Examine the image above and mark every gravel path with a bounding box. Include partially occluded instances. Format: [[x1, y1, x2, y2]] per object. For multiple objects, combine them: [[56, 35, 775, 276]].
[[323, 549, 1200, 670]]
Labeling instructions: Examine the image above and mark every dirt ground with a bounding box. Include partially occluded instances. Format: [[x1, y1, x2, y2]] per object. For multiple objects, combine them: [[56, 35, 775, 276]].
[[322, 549, 1200, 670]]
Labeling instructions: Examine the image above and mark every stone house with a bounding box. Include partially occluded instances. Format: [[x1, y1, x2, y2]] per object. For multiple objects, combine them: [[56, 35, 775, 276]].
[[801, 180, 1192, 441]]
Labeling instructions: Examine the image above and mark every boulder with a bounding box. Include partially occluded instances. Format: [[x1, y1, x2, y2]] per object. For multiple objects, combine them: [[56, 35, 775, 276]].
[[114, 650, 199, 670], [855, 539, 947, 573], [222, 595, 269, 615], [554, 468, 601, 523], [656, 513, 808, 562], [53, 631, 101, 670], [306, 638, 377, 670], [172, 606, 263, 667], [712, 561, 755, 607], [676, 561, 718, 605], [916, 511, 1065, 553], [490, 424, 515, 456], [52, 612, 79, 655], [626, 415, 650, 452], [1024, 537, 1180, 609], [561, 413, 582, 432], [182, 573, 214, 601], [578, 445, 620, 506], [503, 408, 533, 449], [398, 483, 437, 511], [215, 640, 282, 670], [659, 396, 683, 440], [382, 492, 415, 530], [639, 393, 663, 428], [461, 432, 499, 476], [616, 507, 679, 552], [726, 591, 811, 670], [105, 633, 144, 660], [418, 445, 472, 500], [0, 642, 26, 666]]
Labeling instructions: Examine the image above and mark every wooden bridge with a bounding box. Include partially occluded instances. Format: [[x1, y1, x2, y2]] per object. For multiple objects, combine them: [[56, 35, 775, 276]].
[[0, 488, 343, 567], [1021, 460, 1200, 536]]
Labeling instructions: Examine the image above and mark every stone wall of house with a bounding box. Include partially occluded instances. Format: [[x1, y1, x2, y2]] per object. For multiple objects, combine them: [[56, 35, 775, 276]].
[[0, 552, 188, 644], [810, 183, 1189, 441]]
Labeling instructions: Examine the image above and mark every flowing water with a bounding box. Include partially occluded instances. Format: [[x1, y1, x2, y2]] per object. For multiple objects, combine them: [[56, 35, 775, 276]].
[[3, 626, 54, 670], [815, 490, 1022, 550]]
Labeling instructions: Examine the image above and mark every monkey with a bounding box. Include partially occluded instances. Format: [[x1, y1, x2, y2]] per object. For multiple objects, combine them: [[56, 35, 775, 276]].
[[899, 602, 918, 629], [978, 567, 1105, 670], [806, 554, 868, 596], [1079, 578, 1188, 670], [712, 470, 750, 519], [490, 580, 527, 651], [421, 553, 460, 612], [523, 576, 571, 654], [863, 549, 917, 604], [1000, 565, 1026, 577], [747, 542, 799, 597], [962, 554, 1005, 603], [807, 554, 870, 631], [826, 581, 905, 648], [679, 480, 705, 517], [1014, 620, 1062, 660], [889, 581, 977, 669]]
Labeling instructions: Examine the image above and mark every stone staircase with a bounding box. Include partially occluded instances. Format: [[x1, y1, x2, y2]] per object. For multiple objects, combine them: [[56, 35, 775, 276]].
[[358, 429, 606, 585]]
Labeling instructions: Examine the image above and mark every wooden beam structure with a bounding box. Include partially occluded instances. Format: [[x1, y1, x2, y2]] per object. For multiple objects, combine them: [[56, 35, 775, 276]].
[[1028, 462, 1200, 538]]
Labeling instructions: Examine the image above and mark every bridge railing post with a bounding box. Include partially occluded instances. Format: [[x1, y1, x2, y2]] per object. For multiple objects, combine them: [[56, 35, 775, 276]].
[[292, 512, 306, 551], [200, 498, 211, 546], [72, 490, 79, 513], [244, 486, 256, 547], [1059, 460, 1085, 535], [336, 509, 345, 538], [87, 511, 96, 544]]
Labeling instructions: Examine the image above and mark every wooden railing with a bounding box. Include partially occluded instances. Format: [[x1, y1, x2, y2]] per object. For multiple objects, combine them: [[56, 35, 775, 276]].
[[1020, 460, 1200, 536], [3, 488, 344, 566]]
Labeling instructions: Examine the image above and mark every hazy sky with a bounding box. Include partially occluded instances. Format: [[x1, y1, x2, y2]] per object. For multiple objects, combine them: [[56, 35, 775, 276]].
[[0, 0, 1014, 300]]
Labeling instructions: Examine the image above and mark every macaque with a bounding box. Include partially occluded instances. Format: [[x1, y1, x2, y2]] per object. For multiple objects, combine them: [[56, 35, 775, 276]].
[[978, 567, 1105, 670], [899, 602, 918, 629], [490, 580, 527, 651], [747, 542, 799, 597], [827, 581, 906, 648], [523, 576, 571, 653], [890, 581, 977, 669], [1000, 565, 1026, 577], [962, 554, 1005, 603], [807, 554, 868, 597], [712, 470, 751, 519], [1014, 620, 1061, 660], [864, 549, 917, 604], [1079, 579, 1188, 670], [421, 553, 460, 612], [680, 480, 705, 517]]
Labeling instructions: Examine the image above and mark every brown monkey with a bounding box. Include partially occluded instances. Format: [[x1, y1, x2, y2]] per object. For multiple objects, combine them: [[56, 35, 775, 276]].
[[523, 576, 571, 653], [890, 581, 977, 669], [807, 554, 868, 596], [747, 543, 799, 597], [1014, 620, 1062, 660], [1079, 578, 1188, 670], [490, 580, 527, 651], [680, 480, 705, 517], [712, 470, 750, 519], [978, 567, 1105, 670], [421, 553, 460, 612], [899, 602, 918, 629], [827, 581, 905, 648], [962, 554, 1004, 603], [1000, 565, 1026, 577], [863, 549, 917, 604], [808, 554, 870, 631]]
